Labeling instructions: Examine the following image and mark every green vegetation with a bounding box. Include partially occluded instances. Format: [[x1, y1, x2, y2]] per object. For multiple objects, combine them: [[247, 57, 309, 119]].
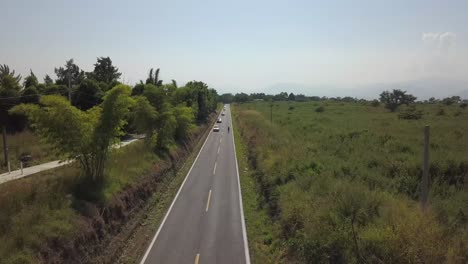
[[0, 60, 218, 262], [234, 101, 467, 263]]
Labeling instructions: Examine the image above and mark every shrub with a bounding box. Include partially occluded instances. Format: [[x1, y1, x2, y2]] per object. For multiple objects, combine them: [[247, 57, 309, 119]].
[[315, 106, 325, 113], [371, 100, 380, 107], [437, 108, 446, 116], [460, 103, 467, 109], [398, 106, 423, 120]]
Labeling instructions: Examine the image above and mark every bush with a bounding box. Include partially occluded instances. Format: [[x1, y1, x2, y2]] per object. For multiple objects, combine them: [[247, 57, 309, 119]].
[[315, 106, 325, 113], [398, 106, 423, 120], [460, 103, 467, 109], [371, 100, 380, 107], [437, 108, 446, 116]]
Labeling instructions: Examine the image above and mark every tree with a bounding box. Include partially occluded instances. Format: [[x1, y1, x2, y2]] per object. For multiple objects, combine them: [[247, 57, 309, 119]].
[[146, 68, 163, 86], [0, 74, 22, 122], [0, 64, 21, 83], [288, 92, 296, 101], [234, 92, 250, 103], [89, 57, 121, 84], [174, 105, 195, 141], [23, 70, 38, 88], [219, 93, 234, 103], [0, 74, 22, 165], [72, 79, 103, 110], [54, 59, 85, 86], [132, 96, 158, 137], [379, 89, 416, 112], [20, 86, 40, 104], [44, 75, 54, 86], [11, 85, 134, 198], [132, 82, 145, 96], [442, 96, 461, 105]]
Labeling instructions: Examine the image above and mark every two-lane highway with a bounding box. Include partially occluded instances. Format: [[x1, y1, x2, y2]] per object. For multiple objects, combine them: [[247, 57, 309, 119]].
[[140, 105, 250, 264]]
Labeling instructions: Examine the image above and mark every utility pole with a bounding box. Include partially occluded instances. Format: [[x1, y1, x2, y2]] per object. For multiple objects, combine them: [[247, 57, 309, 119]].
[[421, 125, 430, 212], [68, 71, 72, 102], [270, 103, 273, 124], [2, 126, 8, 167]]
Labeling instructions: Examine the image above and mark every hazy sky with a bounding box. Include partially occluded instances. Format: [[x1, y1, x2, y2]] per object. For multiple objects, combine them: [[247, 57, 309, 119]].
[[1, 0, 468, 94]]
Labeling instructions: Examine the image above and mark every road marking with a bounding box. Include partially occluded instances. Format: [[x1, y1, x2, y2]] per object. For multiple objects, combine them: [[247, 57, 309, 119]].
[[217, 145, 220, 154], [139, 119, 215, 264], [206, 189, 212, 212], [194, 253, 200, 264], [231, 106, 252, 264], [213, 162, 217, 175]]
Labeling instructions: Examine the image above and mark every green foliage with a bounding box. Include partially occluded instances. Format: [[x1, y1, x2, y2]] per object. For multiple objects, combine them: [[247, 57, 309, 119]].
[[145, 68, 163, 86], [398, 105, 423, 120], [379, 89, 416, 112], [442, 96, 461, 105], [437, 108, 446, 116], [315, 105, 325, 112], [54, 59, 85, 86], [0, 64, 21, 83], [72, 78, 103, 110], [234, 92, 250, 103], [132, 96, 158, 136], [0, 74, 22, 128], [459, 102, 467, 109], [20, 86, 40, 104], [131, 82, 145, 96], [23, 70, 38, 88], [43, 74, 53, 86], [219, 93, 234, 103], [88, 56, 121, 84], [173, 105, 195, 141], [11, 85, 134, 195], [371, 99, 380, 107]]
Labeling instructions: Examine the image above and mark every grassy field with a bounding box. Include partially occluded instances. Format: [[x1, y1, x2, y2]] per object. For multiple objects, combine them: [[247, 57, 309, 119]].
[[233, 101, 467, 263], [0, 130, 58, 173]]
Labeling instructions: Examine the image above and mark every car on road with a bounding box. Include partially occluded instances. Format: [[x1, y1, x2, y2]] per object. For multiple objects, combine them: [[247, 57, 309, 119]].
[[221, 112, 225, 116], [217, 118, 222, 123], [213, 125, 220, 132]]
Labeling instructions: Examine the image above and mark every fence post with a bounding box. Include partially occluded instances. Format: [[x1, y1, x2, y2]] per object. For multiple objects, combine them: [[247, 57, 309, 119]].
[[421, 125, 430, 212], [20, 162, 23, 175], [7, 161, 11, 174]]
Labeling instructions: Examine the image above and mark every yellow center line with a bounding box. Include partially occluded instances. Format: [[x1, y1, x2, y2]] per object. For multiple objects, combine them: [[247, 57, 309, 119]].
[[206, 190, 212, 212], [194, 253, 200, 264]]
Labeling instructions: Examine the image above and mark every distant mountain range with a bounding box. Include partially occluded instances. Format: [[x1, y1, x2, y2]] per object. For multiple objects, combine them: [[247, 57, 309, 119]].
[[261, 78, 468, 100]]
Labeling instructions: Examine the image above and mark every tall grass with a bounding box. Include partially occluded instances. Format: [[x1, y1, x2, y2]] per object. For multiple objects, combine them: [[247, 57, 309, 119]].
[[234, 101, 467, 263]]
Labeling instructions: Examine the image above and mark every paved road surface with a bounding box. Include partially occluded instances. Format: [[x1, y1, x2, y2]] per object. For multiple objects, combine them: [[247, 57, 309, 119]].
[[0, 138, 140, 185], [140, 105, 250, 264]]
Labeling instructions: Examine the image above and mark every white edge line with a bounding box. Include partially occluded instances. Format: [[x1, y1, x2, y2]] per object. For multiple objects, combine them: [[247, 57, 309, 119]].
[[139, 111, 222, 264], [206, 189, 212, 212], [213, 162, 217, 175], [230, 105, 251, 264]]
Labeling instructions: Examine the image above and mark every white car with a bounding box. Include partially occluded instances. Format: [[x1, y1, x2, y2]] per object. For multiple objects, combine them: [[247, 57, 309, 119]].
[[221, 112, 225, 116], [213, 125, 220, 132], [217, 118, 222, 123]]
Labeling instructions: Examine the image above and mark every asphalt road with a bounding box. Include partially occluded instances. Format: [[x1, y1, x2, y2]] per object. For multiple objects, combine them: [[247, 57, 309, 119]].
[[140, 105, 250, 264]]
